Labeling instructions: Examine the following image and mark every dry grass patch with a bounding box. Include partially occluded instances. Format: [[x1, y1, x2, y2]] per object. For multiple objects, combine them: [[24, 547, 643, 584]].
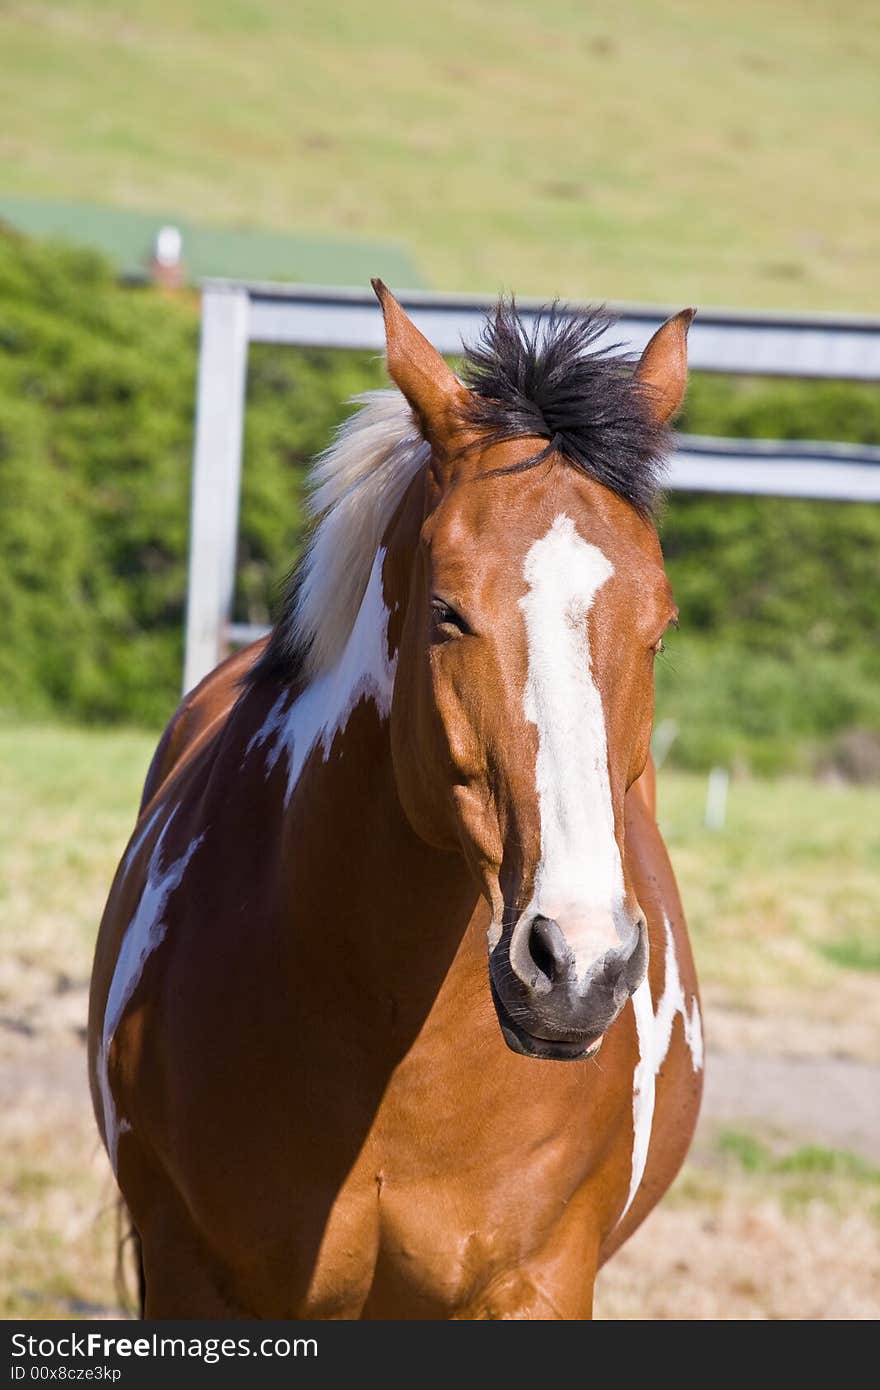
[[658, 771, 880, 1059]]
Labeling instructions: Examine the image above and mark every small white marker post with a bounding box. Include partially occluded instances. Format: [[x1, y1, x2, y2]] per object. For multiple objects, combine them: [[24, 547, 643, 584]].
[[704, 766, 729, 831], [651, 718, 679, 771], [149, 225, 185, 289]]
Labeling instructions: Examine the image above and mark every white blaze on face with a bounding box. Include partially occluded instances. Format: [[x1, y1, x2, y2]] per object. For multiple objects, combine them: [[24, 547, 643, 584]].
[[518, 512, 630, 981]]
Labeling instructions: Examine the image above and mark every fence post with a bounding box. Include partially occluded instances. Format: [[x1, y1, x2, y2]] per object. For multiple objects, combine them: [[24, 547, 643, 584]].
[[704, 766, 730, 831], [182, 284, 250, 694]]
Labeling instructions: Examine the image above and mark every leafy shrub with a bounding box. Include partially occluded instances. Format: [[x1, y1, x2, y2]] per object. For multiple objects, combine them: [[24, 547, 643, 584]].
[[658, 376, 880, 768], [0, 228, 383, 724], [1, 226, 878, 770]]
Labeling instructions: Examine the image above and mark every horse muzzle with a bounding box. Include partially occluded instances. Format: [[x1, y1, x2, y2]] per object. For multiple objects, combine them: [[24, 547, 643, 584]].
[[488, 913, 648, 1061]]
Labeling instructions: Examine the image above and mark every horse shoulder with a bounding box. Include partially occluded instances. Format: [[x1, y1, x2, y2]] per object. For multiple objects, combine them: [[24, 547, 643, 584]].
[[88, 642, 268, 1160], [140, 641, 267, 811]]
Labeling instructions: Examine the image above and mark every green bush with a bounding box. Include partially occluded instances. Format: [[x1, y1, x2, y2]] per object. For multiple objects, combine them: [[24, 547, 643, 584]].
[[0, 227, 878, 769], [0, 233, 194, 724], [658, 377, 880, 768], [0, 228, 384, 724]]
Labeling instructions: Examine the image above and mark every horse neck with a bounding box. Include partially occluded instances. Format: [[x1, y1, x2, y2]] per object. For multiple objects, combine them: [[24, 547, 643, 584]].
[[272, 518, 480, 1009]]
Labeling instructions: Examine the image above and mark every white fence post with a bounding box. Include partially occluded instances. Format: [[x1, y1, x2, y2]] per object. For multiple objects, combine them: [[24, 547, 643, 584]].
[[704, 766, 730, 831], [182, 284, 250, 694]]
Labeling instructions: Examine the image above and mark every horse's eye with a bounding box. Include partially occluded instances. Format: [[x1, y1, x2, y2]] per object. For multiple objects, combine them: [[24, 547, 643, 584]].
[[431, 598, 470, 638], [653, 614, 678, 656]]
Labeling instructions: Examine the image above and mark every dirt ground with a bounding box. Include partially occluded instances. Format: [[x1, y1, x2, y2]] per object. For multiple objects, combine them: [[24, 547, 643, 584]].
[[3, 963, 878, 1321]]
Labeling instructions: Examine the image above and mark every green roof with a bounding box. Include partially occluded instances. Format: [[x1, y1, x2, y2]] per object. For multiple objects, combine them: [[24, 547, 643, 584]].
[[0, 196, 423, 289]]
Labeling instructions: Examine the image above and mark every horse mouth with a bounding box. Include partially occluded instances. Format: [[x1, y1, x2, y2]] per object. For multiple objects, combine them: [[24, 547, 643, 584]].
[[489, 980, 604, 1062]]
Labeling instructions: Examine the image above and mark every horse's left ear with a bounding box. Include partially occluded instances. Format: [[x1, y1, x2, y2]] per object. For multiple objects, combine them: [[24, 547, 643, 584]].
[[635, 308, 696, 424], [371, 279, 466, 454]]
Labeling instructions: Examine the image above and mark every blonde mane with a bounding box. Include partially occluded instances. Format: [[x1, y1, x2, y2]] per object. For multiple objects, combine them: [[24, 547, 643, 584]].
[[292, 389, 429, 677]]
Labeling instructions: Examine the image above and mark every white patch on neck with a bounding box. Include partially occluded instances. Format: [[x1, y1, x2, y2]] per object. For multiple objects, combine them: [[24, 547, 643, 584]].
[[99, 809, 204, 1171], [518, 512, 628, 979], [247, 547, 397, 805], [620, 915, 703, 1223]]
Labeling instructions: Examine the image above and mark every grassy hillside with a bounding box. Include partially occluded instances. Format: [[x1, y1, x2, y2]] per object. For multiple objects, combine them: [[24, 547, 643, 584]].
[[1, 1, 878, 310]]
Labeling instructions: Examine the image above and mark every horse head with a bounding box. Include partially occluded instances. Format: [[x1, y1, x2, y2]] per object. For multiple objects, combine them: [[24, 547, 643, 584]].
[[374, 281, 692, 1061]]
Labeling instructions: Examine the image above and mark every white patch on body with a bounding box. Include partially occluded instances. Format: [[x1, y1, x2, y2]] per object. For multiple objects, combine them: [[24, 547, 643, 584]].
[[247, 547, 397, 805], [517, 512, 630, 979], [99, 810, 204, 1171], [122, 800, 164, 876], [620, 915, 703, 1222]]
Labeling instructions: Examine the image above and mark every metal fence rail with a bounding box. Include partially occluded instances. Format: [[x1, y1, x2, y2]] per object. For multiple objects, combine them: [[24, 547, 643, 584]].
[[245, 281, 880, 381], [672, 437, 880, 502], [183, 280, 880, 693]]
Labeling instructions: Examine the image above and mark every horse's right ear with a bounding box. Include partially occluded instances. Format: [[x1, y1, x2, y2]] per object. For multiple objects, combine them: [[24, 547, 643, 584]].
[[371, 279, 466, 455]]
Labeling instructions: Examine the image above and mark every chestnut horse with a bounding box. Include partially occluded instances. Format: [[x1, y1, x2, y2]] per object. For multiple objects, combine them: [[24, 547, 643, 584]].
[[88, 284, 703, 1319]]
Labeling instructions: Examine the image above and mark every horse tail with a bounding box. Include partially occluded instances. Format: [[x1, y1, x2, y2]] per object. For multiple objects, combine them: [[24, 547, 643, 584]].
[[114, 1197, 145, 1318]]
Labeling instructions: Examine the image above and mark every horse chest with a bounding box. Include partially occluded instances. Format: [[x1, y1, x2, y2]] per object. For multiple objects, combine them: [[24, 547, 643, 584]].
[[300, 1145, 590, 1318], [295, 976, 701, 1318], [296, 1043, 630, 1318]]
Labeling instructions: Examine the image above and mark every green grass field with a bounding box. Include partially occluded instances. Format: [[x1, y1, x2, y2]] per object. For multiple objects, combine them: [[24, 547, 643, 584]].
[[659, 767, 880, 1057], [1, 1, 878, 310]]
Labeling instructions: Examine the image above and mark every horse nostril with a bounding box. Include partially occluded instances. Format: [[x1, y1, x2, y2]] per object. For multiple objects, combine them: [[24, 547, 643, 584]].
[[623, 915, 649, 992], [602, 917, 649, 1002], [527, 916, 575, 988]]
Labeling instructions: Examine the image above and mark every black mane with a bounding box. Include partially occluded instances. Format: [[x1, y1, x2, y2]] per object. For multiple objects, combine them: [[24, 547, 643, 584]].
[[459, 299, 669, 513]]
